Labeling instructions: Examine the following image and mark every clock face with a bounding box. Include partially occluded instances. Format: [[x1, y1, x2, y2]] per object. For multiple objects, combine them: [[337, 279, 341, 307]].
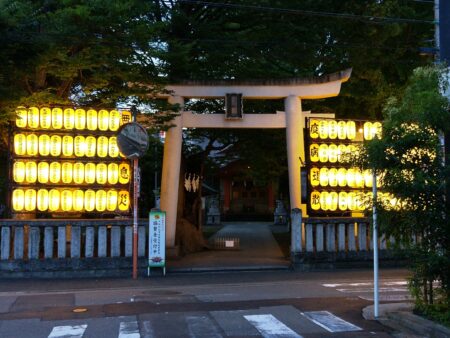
[[117, 122, 149, 159]]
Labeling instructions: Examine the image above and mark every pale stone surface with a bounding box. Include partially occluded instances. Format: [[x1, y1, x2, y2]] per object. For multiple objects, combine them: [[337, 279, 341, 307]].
[[1, 227, 10, 260], [28, 227, 40, 259], [290, 209, 302, 253], [14, 227, 24, 259], [111, 226, 121, 257], [70, 226, 81, 258], [98, 226, 107, 257], [338, 224, 346, 251], [326, 224, 336, 252], [348, 224, 356, 251], [85, 227, 94, 258], [316, 224, 324, 252], [138, 226, 146, 257], [44, 227, 53, 259], [125, 226, 132, 257], [358, 223, 367, 251], [57, 226, 66, 258], [306, 224, 314, 252]]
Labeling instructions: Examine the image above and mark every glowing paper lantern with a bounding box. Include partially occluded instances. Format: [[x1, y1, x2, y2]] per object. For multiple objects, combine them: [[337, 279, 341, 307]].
[[50, 135, 62, 156], [84, 163, 96, 184], [61, 190, 73, 211], [61, 162, 73, 184], [49, 162, 61, 184], [74, 136, 86, 157], [319, 120, 328, 139], [14, 134, 26, 155], [118, 190, 130, 211], [363, 122, 373, 140], [85, 136, 96, 157], [319, 167, 329, 187], [24, 189, 36, 211], [39, 107, 51, 129], [25, 161, 37, 183], [74, 109, 86, 130], [346, 168, 356, 188], [73, 162, 85, 184], [38, 162, 49, 183], [13, 161, 25, 183], [310, 167, 320, 187], [354, 169, 364, 188], [108, 137, 119, 157], [328, 144, 338, 163], [84, 190, 96, 212], [318, 144, 328, 163], [320, 191, 328, 211], [309, 144, 319, 163], [120, 111, 132, 125], [107, 190, 118, 211], [107, 163, 119, 184], [95, 190, 107, 211], [97, 136, 108, 158], [49, 189, 60, 211], [37, 189, 49, 211], [310, 191, 320, 211], [346, 121, 356, 140], [329, 192, 338, 211], [337, 144, 347, 163], [26, 134, 38, 156], [38, 134, 50, 156], [96, 163, 107, 184], [347, 192, 357, 211], [52, 108, 63, 129], [328, 168, 338, 187], [337, 168, 347, 187], [337, 121, 347, 139], [12, 189, 25, 211], [373, 122, 382, 139], [328, 120, 338, 139], [356, 192, 366, 211], [73, 190, 84, 211], [27, 107, 39, 129], [364, 170, 373, 188], [109, 110, 120, 131], [16, 107, 27, 128], [309, 119, 319, 139], [338, 192, 348, 211], [86, 109, 98, 131], [63, 108, 75, 129], [62, 135, 74, 156], [118, 163, 131, 184], [98, 109, 109, 131]]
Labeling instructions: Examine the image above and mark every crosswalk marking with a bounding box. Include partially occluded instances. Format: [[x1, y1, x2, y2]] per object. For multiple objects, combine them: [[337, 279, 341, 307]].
[[186, 315, 223, 338], [118, 321, 140, 338], [301, 311, 361, 333], [244, 314, 303, 338], [48, 324, 87, 338]]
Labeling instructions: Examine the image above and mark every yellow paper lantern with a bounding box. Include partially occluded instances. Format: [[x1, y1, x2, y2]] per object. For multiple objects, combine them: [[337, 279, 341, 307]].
[[356, 192, 366, 211], [62, 135, 74, 156], [74, 108, 86, 130], [310, 167, 320, 187], [347, 144, 358, 158], [61, 190, 73, 211], [84, 189, 96, 212], [364, 169, 373, 188], [118, 190, 130, 211], [347, 192, 357, 211], [108, 137, 119, 157], [72, 190, 84, 212], [319, 167, 329, 187], [328, 120, 338, 139], [61, 162, 73, 184], [12, 189, 25, 211], [52, 108, 63, 129], [109, 110, 120, 131], [118, 163, 131, 184], [354, 169, 364, 188], [328, 168, 338, 187], [37, 162, 49, 184], [86, 109, 98, 131], [337, 121, 347, 139], [26, 134, 38, 156], [120, 111, 132, 125], [107, 163, 119, 184], [97, 136, 108, 158], [39, 107, 51, 129], [319, 120, 328, 139], [320, 191, 329, 211], [38, 134, 50, 156], [309, 119, 319, 139], [13, 161, 25, 183], [27, 107, 39, 129], [24, 189, 36, 211], [96, 163, 107, 184], [363, 122, 373, 140], [107, 190, 118, 211], [14, 134, 26, 155], [49, 162, 61, 184], [63, 108, 75, 129], [309, 144, 319, 163], [85, 136, 96, 157], [329, 191, 338, 211], [73, 162, 85, 184], [95, 190, 107, 211], [373, 122, 382, 139], [50, 135, 61, 156], [346, 168, 356, 188], [328, 144, 338, 163], [338, 191, 348, 211], [98, 109, 109, 131], [337, 168, 347, 187], [37, 189, 49, 211], [318, 144, 328, 163], [84, 163, 96, 184], [74, 136, 86, 157], [49, 189, 60, 211], [346, 121, 356, 140], [25, 161, 37, 183], [16, 107, 27, 128], [310, 191, 320, 211], [337, 144, 348, 163]]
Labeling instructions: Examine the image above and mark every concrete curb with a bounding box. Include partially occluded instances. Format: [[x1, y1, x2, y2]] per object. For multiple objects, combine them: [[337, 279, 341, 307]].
[[362, 302, 450, 338]]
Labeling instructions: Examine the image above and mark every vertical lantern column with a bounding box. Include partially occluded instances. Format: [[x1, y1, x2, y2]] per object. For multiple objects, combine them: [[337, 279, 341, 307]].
[[160, 96, 184, 248]]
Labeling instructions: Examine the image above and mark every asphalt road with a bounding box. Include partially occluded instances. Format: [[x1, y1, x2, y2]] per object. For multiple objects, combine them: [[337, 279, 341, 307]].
[[0, 268, 410, 337]]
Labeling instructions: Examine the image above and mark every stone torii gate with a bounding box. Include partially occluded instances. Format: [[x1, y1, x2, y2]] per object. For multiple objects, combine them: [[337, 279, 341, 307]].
[[158, 69, 351, 249]]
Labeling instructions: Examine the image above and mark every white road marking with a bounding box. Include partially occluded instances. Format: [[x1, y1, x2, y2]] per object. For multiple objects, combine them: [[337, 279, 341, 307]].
[[142, 321, 155, 338], [323, 281, 407, 288], [302, 311, 361, 333], [244, 314, 303, 338], [118, 321, 140, 338], [336, 287, 407, 293], [186, 315, 223, 338], [48, 324, 87, 338], [358, 294, 412, 301]]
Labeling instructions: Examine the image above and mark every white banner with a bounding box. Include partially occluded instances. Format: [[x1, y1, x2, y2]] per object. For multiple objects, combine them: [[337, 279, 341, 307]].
[[148, 210, 166, 268]]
